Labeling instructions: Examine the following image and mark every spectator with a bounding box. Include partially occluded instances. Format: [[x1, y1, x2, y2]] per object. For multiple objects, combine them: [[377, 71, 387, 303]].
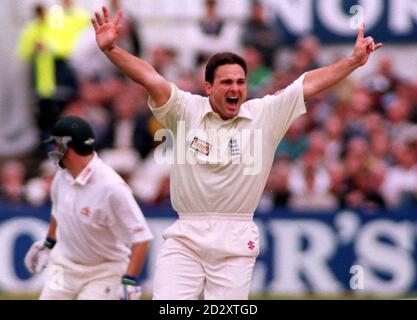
[[275, 117, 308, 161], [17, 1, 88, 148], [108, 0, 142, 56], [369, 128, 392, 164], [366, 55, 400, 96], [343, 166, 386, 212], [328, 161, 348, 206], [48, 0, 90, 58], [242, 45, 273, 98], [99, 84, 156, 159], [98, 84, 162, 182], [241, 0, 282, 68], [199, 0, 225, 37], [307, 129, 327, 161], [17, 4, 54, 101], [150, 46, 183, 82], [384, 96, 417, 144], [296, 35, 321, 70], [381, 142, 417, 208], [0, 160, 27, 204], [17, 4, 62, 145], [288, 50, 313, 79], [130, 148, 172, 206], [194, 0, 240, 64], [71, 0, 142, 81], [266, 157, 291, 208], [288, 151, 337, 211], [323, 115, 345, 161], [344, 86, 374, 140], [25, 159, 56, 207]]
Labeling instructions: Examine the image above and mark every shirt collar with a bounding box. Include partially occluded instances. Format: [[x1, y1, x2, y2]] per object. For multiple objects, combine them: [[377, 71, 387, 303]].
[[64, 152, 99, 186], [202, 99, 253, 121]]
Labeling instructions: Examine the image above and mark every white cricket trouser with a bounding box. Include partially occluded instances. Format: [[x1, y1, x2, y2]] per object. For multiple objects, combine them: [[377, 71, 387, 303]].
[[153, 213, 259, 300], [39, 249, 127, 300]]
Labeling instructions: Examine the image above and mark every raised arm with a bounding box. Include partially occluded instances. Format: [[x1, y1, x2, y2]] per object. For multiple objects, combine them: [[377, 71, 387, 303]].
[[92, 6, 171, 107], [303, 24, 382, 101]]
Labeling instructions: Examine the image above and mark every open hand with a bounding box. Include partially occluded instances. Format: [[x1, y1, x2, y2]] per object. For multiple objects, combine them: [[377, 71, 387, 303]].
[[351, 23, 383, 67], [92, 6, 123, 52]]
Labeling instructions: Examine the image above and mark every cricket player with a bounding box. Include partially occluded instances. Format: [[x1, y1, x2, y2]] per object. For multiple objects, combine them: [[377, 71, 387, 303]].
[[24, 116, 154, 300], [92, 6, 381, 299]]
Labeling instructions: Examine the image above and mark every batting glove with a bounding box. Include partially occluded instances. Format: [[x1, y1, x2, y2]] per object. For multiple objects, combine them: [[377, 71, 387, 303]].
[[24, 237, 56, 274], [119, 275, 142, 300]]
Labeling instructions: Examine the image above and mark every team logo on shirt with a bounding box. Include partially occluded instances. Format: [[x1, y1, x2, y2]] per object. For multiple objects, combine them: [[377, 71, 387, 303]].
[[229, 137, 240, 157], [80, 207, 92, 217], [133, 227, 145, 234], [190, 137, 211, 156], [248, 241, 255, 250]]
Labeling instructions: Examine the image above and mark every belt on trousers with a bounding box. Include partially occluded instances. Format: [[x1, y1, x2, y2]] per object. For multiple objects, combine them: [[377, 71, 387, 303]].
[[178, 212, 254, 221]]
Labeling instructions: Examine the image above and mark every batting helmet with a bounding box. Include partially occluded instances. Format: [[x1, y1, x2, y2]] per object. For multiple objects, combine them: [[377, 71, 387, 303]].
[[45, 116, 95, 157]]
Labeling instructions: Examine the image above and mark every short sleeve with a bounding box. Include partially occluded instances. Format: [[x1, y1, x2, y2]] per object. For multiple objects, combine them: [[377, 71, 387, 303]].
[[262, 73, 307, 145], [148, 83, 192, 134], [107, 183, 154, 244]]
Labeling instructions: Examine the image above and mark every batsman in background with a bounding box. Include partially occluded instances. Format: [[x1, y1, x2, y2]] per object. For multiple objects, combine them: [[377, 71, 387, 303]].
[[24, 116, 153, 300], [92, 6, 381, 299]]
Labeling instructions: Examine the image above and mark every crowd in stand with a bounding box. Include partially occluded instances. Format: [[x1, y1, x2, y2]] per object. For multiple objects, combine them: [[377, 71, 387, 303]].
[[1, 0, 416, 213]]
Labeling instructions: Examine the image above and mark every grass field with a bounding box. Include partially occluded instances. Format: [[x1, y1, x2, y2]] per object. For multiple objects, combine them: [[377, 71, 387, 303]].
[[0, 293, 39, 300]]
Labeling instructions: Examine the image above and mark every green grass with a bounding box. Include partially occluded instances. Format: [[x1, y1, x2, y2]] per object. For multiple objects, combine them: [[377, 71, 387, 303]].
[[0, 292, 39, 300]]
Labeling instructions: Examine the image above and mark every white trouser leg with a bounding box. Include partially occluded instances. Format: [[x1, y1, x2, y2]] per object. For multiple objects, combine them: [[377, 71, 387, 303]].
[[39, 262, 78, 300], [153, 217, 259, 300], [153, 237, 205, 300], [40, 250, 126, 300], [77, 260, 126, 300], [203, 255, 257, 300]]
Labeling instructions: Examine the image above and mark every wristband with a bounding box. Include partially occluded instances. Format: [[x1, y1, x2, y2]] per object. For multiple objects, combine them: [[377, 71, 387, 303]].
[[44, 237, 56, 249], [121, 274, 138, 286]]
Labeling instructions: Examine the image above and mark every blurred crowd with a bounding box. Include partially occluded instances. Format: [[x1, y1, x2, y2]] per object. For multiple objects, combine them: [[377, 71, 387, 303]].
[[1, 0, 417, 214]]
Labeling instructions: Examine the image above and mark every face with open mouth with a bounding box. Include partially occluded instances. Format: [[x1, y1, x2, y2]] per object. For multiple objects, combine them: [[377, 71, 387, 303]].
[[205, 64, 247, 120]]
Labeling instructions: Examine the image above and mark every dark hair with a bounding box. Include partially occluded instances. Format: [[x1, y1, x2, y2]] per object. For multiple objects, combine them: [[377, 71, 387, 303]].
[[205, 52, 248, 84], [34, 4, 45, 18]]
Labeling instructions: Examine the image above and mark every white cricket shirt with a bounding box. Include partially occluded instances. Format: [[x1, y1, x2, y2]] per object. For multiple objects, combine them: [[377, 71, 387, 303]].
[[50, 153, 153, 265], [150, 74, 307, 215]]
